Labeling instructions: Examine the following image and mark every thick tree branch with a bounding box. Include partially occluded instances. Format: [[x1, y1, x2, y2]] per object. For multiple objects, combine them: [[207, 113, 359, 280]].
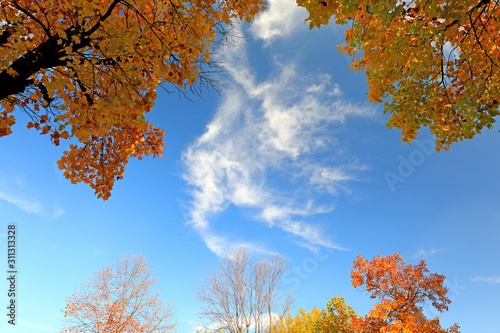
[[0, 0, 124, 101], [0, 35, 67, 100], [0, 26, 14, 46]]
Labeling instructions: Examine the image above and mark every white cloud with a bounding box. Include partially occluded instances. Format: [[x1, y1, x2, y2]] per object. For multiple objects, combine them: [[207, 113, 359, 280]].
[[53, 205, 65, 218], [0, 190, 43, 214], [472, 276, 500, 284], [249, 0, 308, 43], [412, 248, 443, 259], [203, 232, 270, 258], [181, 25, 374, 257], [307, 164, 368, 195], [306, 74, 343, 97], [0, 174, 65, 217]]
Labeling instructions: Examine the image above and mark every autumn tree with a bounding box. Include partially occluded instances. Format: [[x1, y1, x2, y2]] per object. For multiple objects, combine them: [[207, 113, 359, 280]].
[[61, 254, 175, 333], [271, 307, 322, 333], [272, 296, 357, 333], [317, 296, 358, 333], [0, 0, 265, 199], [297, 0, 500, 151], [349, 252, 460, 333], [196, 249, 295, 333]]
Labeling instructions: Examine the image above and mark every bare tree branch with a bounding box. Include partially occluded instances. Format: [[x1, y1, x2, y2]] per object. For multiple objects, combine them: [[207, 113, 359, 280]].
[[197, 249, 294, 333]]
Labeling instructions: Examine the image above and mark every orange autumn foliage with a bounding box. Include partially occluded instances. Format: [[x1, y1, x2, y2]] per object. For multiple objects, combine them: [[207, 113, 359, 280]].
[[61, 254, 174, 333], [0, 0, 266, 199], [350, 253, 460, 333]]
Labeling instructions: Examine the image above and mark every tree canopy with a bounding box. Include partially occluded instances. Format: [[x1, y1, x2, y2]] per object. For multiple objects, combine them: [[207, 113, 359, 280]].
[[272, 253, 460, 333], [318, 296, 358, 333], [271, 307, 322, 333], [350, 252, 460, 332], [61, 254, 175, 333], [0, 0, 265, 199], [272, 296, 357, 333], [297, 0, 500, 151]]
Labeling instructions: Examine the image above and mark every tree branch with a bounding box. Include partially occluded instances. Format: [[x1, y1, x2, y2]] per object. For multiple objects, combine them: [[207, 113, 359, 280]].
[[12, 0, 51, 36], [83, 0, 123, 37], [0, 26, 14, 46]]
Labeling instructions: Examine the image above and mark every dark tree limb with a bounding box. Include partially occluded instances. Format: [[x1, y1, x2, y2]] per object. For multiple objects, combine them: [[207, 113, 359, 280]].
[[0, 35, 67, 100], [0, 0, 125, 101], [0, 27, 14, 46]]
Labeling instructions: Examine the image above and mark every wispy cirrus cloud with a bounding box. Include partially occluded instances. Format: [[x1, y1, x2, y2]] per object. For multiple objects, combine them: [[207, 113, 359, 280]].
[[0, 173, 65, 217], [181, 23, 374, 257], [472, 276, 500, 284], [0, 189, 44, 214], [0, 174, 44, 214], [412, 248, 444, 259]]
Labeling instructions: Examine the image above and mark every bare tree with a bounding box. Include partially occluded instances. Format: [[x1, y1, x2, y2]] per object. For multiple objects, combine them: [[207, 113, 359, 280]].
[[197, 249, 294, 333], [61, 254, 175, 333]]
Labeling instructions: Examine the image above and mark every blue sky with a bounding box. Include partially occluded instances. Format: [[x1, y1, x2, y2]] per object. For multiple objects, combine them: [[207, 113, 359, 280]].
[[1, 0, 500, 332]]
